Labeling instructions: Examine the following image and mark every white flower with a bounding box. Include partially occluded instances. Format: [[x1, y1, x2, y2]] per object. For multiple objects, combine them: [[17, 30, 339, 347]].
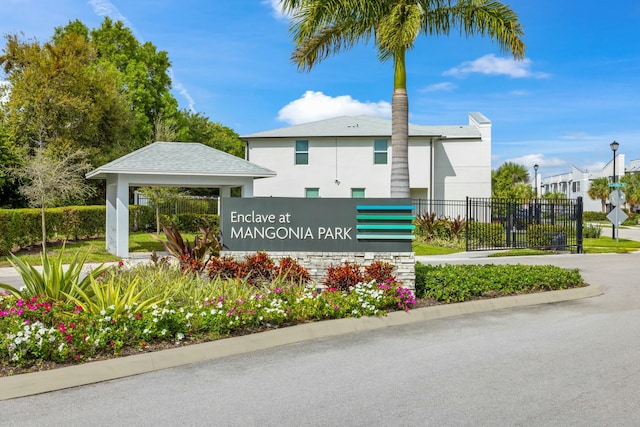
[[100, 309, 106, 316], [185, 312, 193, 319], [176, 333, 184, 341]]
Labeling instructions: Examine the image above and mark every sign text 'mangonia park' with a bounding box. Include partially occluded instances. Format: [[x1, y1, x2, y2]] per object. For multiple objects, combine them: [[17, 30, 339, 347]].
[[221, 198, 415, 252]]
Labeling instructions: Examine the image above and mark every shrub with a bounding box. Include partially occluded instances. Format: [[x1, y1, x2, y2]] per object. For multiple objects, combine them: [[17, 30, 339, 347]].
[[0, 246, 112, 301], [466, 222, 505, 248], [527, 224, 569, 249], [322, 261, 363, 291], [364, 261, 396, 283], [206, 256, 243, 280], [583, 211, 606, 222], [242, 252, 275, 286], [158, 221, 220, 273], [274, 257, 311, 283], [583, 223, 602, 238], [414, 263, 583, 302]]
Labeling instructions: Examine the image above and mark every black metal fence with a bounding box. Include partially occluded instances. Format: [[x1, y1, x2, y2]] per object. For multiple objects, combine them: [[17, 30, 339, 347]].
[[413, 197, 583, 253], [134, 194, 219, 215]]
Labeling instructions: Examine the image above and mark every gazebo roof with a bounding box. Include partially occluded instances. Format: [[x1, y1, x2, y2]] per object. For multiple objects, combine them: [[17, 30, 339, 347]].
[[87, 142, 276, 179]]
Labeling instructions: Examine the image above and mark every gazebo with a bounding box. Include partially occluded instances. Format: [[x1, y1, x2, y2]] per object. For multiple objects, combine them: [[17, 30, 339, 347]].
[[86, 142, 276, 258]]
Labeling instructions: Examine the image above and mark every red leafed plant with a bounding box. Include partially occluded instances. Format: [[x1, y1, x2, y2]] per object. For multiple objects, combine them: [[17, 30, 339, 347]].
[[157, 220, 220, 273], [206, 256, 243, 280], [364, 261, 396, 283], [322, 261, 363, 291], [242, 252, 275, 285], [274, 257, 311, 283]]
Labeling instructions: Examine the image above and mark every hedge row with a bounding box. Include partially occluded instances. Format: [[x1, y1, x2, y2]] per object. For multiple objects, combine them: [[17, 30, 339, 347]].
[[583, 210, 639, 225], [0, 205, 220, 255]]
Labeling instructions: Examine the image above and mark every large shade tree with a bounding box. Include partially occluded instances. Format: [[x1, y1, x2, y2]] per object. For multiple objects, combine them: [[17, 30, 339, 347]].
[[280, 0, 525, 197]]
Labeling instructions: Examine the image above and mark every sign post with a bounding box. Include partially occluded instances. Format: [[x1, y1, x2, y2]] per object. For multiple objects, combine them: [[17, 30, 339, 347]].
[[607, 189, 627, 242]]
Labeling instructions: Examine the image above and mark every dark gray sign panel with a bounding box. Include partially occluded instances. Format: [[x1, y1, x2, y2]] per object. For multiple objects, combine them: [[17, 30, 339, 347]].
[[221, 198, 414, 252]]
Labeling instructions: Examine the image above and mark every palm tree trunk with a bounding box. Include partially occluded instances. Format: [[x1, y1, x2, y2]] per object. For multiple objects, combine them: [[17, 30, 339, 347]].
[[390, 51, 410, 198]]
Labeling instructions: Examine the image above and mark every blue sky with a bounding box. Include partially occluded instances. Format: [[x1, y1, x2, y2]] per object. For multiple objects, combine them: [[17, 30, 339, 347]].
[[1, 0, 639, 179]]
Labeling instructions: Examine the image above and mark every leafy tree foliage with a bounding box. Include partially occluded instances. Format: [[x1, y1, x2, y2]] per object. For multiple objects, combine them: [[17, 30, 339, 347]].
[[620, 173, 640, 210], [175, 110, 245, 158], [0, 31, 133, 165], [0, 17, 241, 208], [492, 162, 534, 198], [88, 18, 178, 146], [13, 148, 94, 251]]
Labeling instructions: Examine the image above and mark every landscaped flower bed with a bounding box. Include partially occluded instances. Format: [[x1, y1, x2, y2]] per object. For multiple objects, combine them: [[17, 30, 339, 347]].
[[0, 258, 416, 375]]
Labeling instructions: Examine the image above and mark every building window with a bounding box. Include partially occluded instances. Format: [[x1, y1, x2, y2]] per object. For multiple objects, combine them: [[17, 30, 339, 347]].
[[374, 139, 388, 165], [295, 140, 309, 165], [305, 187, 319, 198], [351, 188, 365, 198]]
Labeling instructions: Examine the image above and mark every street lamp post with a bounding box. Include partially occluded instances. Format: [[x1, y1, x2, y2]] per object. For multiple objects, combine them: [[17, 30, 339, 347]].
[[610, 141, 619, 239], [533, 164, 539, 197]]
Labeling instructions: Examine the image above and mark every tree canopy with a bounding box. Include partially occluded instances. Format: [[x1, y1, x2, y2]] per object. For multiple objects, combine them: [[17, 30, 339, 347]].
[[492, 162, 534, 199], [0, 18, 244, 208]]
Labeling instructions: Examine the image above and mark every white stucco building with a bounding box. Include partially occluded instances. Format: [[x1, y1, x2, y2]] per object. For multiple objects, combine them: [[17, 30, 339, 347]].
[[540, 153, 625, 212], [241, 113, 492, 200]]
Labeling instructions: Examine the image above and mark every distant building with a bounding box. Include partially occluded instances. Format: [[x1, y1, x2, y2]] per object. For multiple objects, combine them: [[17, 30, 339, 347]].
[[241, 113, 492, 200], [540, 154, 625, 212]]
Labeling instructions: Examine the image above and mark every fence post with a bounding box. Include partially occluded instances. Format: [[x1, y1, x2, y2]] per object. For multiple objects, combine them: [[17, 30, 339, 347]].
[[465, 197, 470, 251], [576, 196, 583, 254]]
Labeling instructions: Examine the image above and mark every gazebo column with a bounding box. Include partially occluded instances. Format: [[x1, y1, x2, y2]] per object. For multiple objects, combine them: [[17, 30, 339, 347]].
[[105, 174, 130, 258], [105, 175, 118, 254]]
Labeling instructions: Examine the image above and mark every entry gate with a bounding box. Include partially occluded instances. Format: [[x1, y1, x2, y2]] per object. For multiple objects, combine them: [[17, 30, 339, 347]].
[[464, 197, 583, 253]]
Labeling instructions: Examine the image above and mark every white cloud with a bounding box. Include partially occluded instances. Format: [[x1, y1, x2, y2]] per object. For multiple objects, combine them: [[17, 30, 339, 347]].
[[444, 54, 550, 79], [263, 0, 289, 19], [277, 91, 391, 125], [169, 69, 196, 113], [505, 153, 566, 169], [420, 82, 456, 92], [88, 0, 135, 31]]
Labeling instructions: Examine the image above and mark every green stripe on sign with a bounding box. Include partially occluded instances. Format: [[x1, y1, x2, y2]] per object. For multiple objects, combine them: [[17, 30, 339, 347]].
[[356, 215, 415, 221], [357, 225, 415, 230], [356, 205, 414, 211], [357, 234, 415, 240]]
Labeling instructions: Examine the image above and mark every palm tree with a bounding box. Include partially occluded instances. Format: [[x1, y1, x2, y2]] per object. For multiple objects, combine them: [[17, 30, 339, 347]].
[[280, 0, 525, 197], [588, 177, 610, 212], [492, 161, 531, 198]]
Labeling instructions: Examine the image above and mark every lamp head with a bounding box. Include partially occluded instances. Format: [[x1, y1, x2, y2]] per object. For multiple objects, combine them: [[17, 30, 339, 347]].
[[533, 164, 539, 172], [610, 141, 620, 152]]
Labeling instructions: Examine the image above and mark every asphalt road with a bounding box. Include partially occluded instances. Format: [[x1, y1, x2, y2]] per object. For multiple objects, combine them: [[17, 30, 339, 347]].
[[1, 251, 639, 426]]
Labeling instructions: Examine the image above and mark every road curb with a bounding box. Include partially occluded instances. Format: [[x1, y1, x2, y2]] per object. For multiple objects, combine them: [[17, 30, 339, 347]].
[[0, 284, 602, 401]]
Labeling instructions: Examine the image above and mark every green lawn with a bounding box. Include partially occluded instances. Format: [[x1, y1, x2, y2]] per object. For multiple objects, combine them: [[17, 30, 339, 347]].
[[412, 241, 464, 256], [2, 233, 638, 267], [582, 236, 640, 253], [0, 232, 199, 267]]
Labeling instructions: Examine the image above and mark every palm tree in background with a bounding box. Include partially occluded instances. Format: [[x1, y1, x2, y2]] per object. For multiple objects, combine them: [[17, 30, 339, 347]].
[[280, 0, 525, 197], [492, 161, 531, 198], [588, 177, 610, 212]]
